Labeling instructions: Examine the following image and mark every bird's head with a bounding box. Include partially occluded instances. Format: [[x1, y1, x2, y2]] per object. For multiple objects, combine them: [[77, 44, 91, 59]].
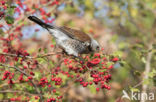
[[90, 39, 100, 52]]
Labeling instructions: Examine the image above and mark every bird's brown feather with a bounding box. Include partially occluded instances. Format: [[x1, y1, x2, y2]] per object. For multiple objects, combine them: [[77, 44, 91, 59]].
[[59, 26, 91, 43]]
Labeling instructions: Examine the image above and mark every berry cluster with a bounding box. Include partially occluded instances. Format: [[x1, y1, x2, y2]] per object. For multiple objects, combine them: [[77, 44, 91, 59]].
[[1, 71, 14, 84], [51, 77, 62, 86], [58, 53, 119, 92], [39, 77, 48, 87], [47, 96, 63, 102], [10, 97, 21, 101]]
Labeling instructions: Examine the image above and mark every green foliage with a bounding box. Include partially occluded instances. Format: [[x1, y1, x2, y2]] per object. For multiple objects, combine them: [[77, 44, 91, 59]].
[[4, 5, 15, 24], [88, 85, 96, 94], [65, 5, 78, 14], [130, 87, 140, 92], [148, 69, 156, 79], [38, 48, 42, 52], [4, 15, 14, 24], [44, 48, 48, 53], [153, 76, 156, 86], [0, 94, 4, 100]]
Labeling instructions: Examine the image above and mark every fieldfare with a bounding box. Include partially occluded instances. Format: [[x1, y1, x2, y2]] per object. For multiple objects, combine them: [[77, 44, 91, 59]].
[[28, 16, 100, 57]]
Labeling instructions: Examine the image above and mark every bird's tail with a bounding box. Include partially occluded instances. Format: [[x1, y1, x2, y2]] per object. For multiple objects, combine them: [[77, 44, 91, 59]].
[[28, 16, 54, 29]]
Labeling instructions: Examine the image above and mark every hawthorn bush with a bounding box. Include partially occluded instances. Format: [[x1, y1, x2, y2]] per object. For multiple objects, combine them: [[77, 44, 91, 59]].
[[0, 0, 120, 102]]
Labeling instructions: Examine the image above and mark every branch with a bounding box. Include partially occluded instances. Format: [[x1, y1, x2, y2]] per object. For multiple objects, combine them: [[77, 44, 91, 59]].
[[0, 63, 43, 101], [140, 42, 153, 102], [0, 90, 38, 96], [0, 63, 29, 76], [132, 81, 143, 88], [33, 52, 62, 59], [0, 51, 62, 59]]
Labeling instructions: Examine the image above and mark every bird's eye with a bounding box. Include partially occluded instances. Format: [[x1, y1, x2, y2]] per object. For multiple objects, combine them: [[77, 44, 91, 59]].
[[96, 46, 100, 50]]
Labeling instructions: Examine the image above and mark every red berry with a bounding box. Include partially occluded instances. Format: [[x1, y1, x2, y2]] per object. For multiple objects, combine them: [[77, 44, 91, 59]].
[[28, 76, 33, 80], [89, 82, 93, 85], [30, 72, 35, 76], [0, 24, 3, 27], [35, 96, 39, 100], [52, 89, 56, 93], [112, 57, 119, 62], [23, 66, 27, 69], [1, 1, 5, 5], [96, 88, 100, 92], [108, 65, 113, 69]]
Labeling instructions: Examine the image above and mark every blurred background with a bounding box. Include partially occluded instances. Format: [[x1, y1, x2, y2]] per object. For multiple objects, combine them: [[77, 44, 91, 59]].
[[0, 0, 156, 102]]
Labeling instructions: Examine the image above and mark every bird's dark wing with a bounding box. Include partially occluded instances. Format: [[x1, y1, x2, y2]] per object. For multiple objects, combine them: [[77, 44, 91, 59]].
[[59, 26, 91, 43]]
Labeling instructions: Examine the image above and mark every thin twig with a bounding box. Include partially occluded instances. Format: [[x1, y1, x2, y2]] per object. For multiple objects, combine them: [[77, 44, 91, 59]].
[[33, 52, 62, 59], [133, 81, 143, 88], [0, 52, 62, 59], [0, 63, 29, 76], [0, 90, 38, 96]]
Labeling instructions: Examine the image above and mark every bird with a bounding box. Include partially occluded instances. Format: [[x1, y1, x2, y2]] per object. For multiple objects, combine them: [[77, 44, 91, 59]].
[[28, 16, 100, 58]]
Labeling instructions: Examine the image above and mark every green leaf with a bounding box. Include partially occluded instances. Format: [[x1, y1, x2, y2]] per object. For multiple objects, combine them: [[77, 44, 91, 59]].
[[34, 72, 41, 80], [111, 34, 118, 42], [49, 61, 54, 68], [153, 44, 156, 49], [10, 5, 17, 8], [119, 60, 127, 67], [37, 58, 47, 64], [141, 57, 146, 63], [130, 87, 140, 92], [118, 42, 128, 49], [148, 69, 156, 78], [153, 76, 156, 86], [0, 94, 4, 100], [27, 86, 35, 92], [88, 85, 96, 94], [6, 93, 14, 98], [113, 51, 123, 58], [133, 43, 144, 49], [38, 48, 41, 52], [65, 5, 78, 13], [143, 79, 150, 85], [44, 48, 48, 53], [0, 66, 3, 68], [7, 7, 15, 16], [55, 91, 60, 96], [5, 16, 14, 24], [134, 71, 141, 76]]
